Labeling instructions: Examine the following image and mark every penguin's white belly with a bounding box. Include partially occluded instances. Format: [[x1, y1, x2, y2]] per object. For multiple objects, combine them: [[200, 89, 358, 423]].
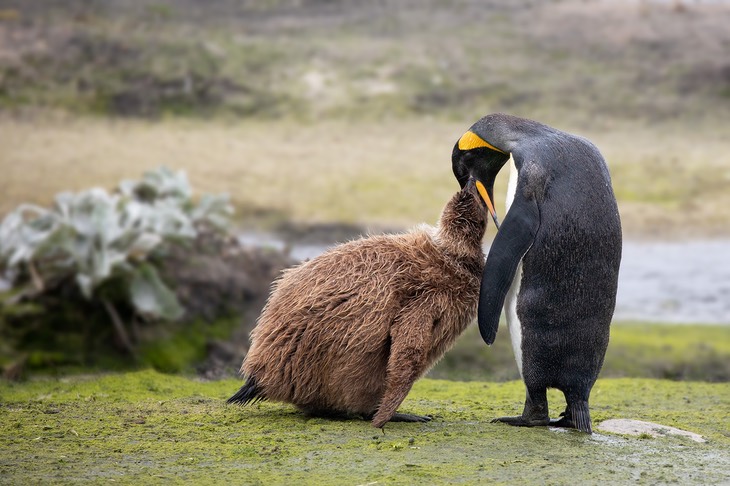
[[505, 265, 524, 377], [504, 157, 524, 377]]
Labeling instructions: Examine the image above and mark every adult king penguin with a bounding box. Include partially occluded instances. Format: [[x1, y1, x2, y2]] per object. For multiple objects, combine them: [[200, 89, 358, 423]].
[[451, 113, 622, 433]]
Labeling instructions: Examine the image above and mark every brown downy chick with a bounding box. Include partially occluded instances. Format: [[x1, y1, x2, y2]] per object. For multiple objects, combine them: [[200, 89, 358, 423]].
[[228, 178, 489, 428]]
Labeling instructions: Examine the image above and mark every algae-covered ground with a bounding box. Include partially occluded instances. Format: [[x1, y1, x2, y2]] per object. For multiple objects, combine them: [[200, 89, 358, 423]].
[[1, 370, 728, 484], [431, 322, 730, 383]]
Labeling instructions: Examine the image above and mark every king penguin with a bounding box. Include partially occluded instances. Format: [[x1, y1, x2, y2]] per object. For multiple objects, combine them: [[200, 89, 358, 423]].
[[451, 113, 622, 433]]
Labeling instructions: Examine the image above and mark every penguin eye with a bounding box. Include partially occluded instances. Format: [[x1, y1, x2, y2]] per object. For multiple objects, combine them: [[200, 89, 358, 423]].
[[459, 152, 474, 165], [460, 151, 483, 174]]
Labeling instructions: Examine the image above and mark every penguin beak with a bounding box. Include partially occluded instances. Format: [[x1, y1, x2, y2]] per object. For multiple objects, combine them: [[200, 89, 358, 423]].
[[474, 179, 500, 230]]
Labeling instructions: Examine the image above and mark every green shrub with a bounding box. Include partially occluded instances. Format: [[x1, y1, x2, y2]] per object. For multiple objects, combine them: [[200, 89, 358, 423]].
[[0, 167, 233, 366]]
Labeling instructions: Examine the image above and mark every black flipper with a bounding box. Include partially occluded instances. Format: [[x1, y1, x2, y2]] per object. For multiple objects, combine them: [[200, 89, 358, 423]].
[[227, 375, 265, 405], [478, 192, 539, 345]]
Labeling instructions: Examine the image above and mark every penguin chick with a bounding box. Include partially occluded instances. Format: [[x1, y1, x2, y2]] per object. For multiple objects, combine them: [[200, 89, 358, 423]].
[[228, 180, 488, 428]]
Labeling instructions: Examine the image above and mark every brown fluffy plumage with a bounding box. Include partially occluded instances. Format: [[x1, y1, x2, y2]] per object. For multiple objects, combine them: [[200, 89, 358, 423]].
[[229, 182, 487, 428]]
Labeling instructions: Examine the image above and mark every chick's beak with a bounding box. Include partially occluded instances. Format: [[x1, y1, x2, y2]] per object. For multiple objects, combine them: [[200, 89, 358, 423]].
[[474, 180, 500, 230]]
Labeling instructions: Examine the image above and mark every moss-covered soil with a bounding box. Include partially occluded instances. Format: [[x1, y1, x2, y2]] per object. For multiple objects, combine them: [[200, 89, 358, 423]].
[[1, 371, 728, 484], [431, 322, 730, 383]]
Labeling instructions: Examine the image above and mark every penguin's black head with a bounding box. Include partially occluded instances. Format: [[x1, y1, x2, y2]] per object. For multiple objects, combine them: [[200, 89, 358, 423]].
[[452, 130, 510, 229]]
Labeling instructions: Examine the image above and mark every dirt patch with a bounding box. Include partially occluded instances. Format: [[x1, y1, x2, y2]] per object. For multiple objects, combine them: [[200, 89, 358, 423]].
[[160, 231, 292, 323], [160, 232, 294, 378]]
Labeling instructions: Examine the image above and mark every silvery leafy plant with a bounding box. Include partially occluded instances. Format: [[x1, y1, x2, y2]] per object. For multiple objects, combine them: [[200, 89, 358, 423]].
[[0, 167, 233, 353]]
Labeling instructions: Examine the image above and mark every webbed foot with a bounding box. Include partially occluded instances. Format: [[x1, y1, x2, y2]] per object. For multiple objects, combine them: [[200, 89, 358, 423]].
[[491, 415, 550, 427], [549, 400, 592, 433], [390, 413, 432, 423], [549, 415, 574, 428]]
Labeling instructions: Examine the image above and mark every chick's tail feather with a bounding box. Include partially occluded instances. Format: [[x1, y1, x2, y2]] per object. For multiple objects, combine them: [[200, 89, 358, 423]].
[[227, 375, 265, 405]]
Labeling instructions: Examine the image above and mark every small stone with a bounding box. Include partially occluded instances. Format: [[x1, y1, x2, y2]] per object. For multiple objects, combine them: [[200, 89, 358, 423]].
[[598, 419, 706, 443]]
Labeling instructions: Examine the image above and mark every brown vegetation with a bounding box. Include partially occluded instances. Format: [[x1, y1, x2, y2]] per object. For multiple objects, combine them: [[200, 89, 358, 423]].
[[0, 0, 728, 124]]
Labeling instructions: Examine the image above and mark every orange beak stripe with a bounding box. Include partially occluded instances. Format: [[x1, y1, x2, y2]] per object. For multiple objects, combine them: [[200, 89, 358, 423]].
[[475, 180, 500, 229]]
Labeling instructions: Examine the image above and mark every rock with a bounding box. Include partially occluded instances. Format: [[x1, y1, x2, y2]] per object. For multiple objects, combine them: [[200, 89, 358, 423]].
[[598, 419, 706, 443]]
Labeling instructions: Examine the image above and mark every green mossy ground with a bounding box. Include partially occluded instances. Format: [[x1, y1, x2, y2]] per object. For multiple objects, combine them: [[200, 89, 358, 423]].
[[1, 370, 728, 484], [5, 320, 728, 382], [431, 322, 730, 382]]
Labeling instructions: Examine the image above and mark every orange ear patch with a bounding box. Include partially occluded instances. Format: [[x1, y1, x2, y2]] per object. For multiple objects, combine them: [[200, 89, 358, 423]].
[[457, 131, 506, 154]]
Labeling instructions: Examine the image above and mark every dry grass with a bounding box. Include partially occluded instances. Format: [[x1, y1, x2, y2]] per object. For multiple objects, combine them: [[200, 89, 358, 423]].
[[2, 0, 728, 236], [0, 117, 463, 228], [1, 116, 728, 238]]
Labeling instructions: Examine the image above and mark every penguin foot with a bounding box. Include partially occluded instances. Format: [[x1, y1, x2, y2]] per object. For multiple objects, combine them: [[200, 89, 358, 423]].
[[389, 413, 432, 423], [491, 415, 550, 427], [549, 400, 592, 433], [549, 416, 592, 433], [549, 416, 574, 428]]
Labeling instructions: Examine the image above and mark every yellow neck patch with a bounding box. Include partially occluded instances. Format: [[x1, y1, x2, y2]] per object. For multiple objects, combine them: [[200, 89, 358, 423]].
[[458, 131, 506, 154]]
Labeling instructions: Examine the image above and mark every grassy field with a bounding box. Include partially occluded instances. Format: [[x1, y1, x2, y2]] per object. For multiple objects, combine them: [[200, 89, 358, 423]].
[[430, 322, 730, 382], [3, 316, 727, 382], [1, 370, 728, 484], [1, 0, 729, 236], [1, 116, 729, 238]]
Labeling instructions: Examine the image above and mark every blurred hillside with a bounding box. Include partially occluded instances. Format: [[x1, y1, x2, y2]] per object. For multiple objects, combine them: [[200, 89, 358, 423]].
[[0, 0, 728, 127], [0, 0, 729, 236]]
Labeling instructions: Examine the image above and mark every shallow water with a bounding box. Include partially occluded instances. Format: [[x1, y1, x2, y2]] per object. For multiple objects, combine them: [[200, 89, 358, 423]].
[[616, 240, 730, 325], [4, 234, 724, 324], [238, 232, 730, 325]]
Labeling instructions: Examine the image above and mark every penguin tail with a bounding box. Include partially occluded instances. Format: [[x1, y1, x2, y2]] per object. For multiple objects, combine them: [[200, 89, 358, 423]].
[[569, 400, 592, 434], [227, 375, 266, 405]]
